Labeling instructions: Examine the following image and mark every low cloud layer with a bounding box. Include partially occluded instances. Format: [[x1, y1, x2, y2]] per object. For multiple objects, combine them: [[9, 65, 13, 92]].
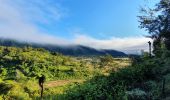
[[0, 0, 151, 54], [73, 35, 151, 54]]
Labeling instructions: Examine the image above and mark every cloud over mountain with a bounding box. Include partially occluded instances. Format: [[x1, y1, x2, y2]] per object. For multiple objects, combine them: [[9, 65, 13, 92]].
[[73, 34, 151, 54]]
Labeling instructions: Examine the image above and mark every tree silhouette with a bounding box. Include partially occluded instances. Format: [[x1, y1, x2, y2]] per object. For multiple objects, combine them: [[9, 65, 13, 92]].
[[139, 0, 170, 57]]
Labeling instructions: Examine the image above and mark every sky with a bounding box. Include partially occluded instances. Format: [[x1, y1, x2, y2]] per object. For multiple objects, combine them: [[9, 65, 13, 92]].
[[0, 0, 160, 54]]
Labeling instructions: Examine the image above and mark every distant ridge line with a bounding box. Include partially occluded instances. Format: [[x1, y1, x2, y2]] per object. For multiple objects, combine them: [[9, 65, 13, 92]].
[[0, 38, 127, 57]]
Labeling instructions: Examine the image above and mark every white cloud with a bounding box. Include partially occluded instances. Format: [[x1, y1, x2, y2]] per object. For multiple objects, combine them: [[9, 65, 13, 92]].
[[0, 0, 68, 45], [73, 34, 152, 54], [7, 0, 65, 24]]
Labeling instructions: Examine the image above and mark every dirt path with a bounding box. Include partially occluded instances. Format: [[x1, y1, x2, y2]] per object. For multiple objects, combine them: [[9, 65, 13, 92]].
[[44, 79, 84, 88]]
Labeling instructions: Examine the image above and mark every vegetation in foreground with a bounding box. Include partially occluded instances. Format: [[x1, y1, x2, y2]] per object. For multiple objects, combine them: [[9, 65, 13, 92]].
[[0, 44, 169, 100], [0, 45, 130, 99]]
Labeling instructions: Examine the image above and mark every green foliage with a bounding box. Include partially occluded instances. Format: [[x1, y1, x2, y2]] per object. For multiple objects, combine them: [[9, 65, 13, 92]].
[[0, 81, 31, 100], [62, 57, 163, 100], [0, 67, 7, 79], [100, 54, 114, 67], [0, 46, 92, 81]]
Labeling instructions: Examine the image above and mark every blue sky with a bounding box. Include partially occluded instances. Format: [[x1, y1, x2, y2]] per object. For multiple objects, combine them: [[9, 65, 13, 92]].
[[34, 0, 158, 39], [0, 0, 160, 53]]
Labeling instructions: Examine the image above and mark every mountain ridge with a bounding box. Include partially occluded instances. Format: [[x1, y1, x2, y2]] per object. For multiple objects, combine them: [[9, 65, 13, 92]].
[[0, 38, 127, 57]]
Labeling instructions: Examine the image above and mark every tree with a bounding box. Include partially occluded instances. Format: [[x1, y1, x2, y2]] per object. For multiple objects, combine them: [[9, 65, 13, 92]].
[[100, 54, 113, 67], [138, 0, 170, 57]]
